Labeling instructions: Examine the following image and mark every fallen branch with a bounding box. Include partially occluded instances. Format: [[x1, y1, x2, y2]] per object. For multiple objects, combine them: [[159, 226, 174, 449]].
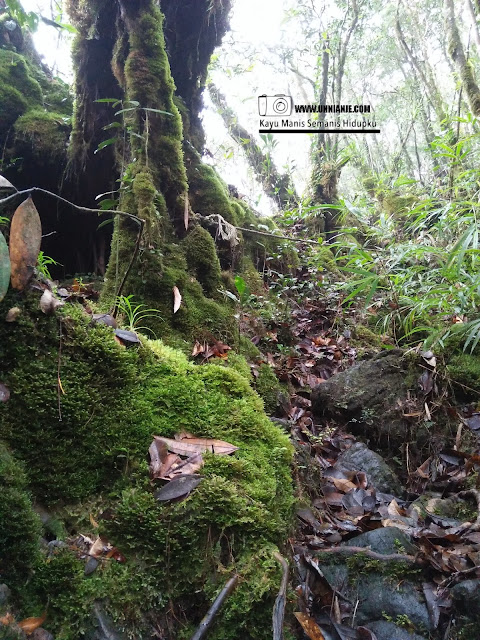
[[315, 546, 419, 564], [272, 552, 289, 640], [439, 563, 480, 588], [190, 574, 239, 640]]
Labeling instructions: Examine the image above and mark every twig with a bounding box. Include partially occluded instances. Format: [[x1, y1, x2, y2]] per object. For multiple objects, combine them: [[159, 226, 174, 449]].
[[315, 546, 419, 564], [0, 187, 142, 224], [0, 187, 146, 316], [190, 574, 239, 640], [272, 552, 289, 640], [439, 563, 480, 588], [237, 225, 320, 245]]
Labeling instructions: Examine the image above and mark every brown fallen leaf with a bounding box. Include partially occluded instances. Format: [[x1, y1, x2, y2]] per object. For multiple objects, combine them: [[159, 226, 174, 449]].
[[154, 435, 238, 456], [165, 452, 204, 479], [294, 612, 325, 640], [148, 438, 181, 479], [0, 174, 15, 190], [18, 613, 47, 634], [0, 612, 14, 625], [39, 289, 65, 315], [154, 474, 202, 502], [173, 286, 182, 313], [331, 477, 357, 492], [9, 196, 42, 291]]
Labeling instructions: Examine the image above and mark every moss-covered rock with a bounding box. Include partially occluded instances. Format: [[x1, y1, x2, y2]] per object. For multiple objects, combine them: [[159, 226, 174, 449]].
[[0, 291, 293, 638], [14, 109, 70, 161]]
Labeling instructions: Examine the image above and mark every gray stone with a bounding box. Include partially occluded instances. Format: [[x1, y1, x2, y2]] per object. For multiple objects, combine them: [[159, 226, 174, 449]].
[[353, 574, 430, 630], [341, 526, 417, 556], [365, 620, 427, 640], [311, 350, 413, 446], [30, 629, 55, 640], [450, 579, 480, 619], [337, 442, 402, 494], [0, 583, 11, 607]]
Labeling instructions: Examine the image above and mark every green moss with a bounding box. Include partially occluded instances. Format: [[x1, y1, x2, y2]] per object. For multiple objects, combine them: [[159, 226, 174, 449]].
[[1, 291, 293, 637], [182, 226, 222, 296], [240, 256, 265, 295], [14, 109, 69, 160], [0, 443, 42, 585], [238, 334, 262, 360], [255, 364, 282, 414], [187, 159, 238, 225], [208, 352, 252, 380]]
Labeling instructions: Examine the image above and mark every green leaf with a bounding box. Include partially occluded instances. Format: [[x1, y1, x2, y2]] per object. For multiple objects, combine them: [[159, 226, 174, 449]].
[[142, 108, 174, 116], [0, 231, 10, 302], [94, 138, 117, 154], [95, 98, 119, 104], [234, 275, 247, 296], [102, 122, 122, 130], [97, 218, 114, 230]]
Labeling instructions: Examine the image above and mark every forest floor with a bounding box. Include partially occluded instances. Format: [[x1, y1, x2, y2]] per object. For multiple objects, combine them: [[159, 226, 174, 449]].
[[235, 263, 480, 640]]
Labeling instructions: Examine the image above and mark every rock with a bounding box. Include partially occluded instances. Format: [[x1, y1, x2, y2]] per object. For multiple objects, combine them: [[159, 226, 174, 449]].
[[353, 574, 430, 630], [311, 350, 414, 446], [337, 442, 402, 494], [450, 579, 480, 619], [365, 620, 427, 640], [341, 526, 417, 555], [30, 629, 55, 640], [317, 527, 429, 632], [0, 583, 10, 607]]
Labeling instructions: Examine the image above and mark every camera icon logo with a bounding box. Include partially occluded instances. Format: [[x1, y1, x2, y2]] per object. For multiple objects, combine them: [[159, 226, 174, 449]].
[[258, 94, 294, 117]]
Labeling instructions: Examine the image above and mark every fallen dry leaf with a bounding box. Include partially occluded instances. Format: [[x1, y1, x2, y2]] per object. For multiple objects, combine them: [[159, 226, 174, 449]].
[[39, 289, 64, 315], [154, 474, 202, 502], [9, 196, 42, 291], [294, 612, 326, 640], [154, 435, 238, 456], [18, 613, 46, 634]]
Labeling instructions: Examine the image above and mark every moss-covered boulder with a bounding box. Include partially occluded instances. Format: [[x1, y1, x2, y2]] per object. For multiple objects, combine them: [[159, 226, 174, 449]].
[[0, 291, 293, 639]]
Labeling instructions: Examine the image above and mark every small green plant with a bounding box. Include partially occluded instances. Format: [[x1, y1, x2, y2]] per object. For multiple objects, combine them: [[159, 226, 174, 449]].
[[115, 294, 162, 335], [36, 251, 60, 279]]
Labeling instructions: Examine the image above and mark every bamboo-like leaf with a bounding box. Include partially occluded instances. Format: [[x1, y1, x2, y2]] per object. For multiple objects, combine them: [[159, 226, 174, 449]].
[[9, 196, 42, 291], [0, 231, 10, 302]]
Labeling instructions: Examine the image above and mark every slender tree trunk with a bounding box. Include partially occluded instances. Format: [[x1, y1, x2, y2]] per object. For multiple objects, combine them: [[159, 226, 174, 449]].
[[445, 0, 480, 116]]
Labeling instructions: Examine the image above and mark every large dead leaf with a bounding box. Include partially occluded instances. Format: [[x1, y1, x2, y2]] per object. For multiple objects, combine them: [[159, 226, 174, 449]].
[[154, 435, 238, 456], [9, 196, 42, 290], [154, 474, 202, 502], [0, 231, 10, 302], [18, 613, 46, 634], [294, 613, 326, 640]]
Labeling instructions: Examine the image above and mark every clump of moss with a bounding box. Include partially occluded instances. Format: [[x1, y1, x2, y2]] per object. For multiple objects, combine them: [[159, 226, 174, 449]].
[[240, 256, 265, 295], [187, 158, 238, 225], [1, 291, 293, 638], [0, 443, 42, 586], [182, 225, 222, 296], [14, 109, 70, 161], [255, 364, 283, 414], [0, 49, 43, 134]]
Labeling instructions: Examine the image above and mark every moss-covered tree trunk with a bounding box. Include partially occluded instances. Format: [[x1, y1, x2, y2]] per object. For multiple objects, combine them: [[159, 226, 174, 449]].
[[445, 0, 480, 117], [67, 0, 252, 342]]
